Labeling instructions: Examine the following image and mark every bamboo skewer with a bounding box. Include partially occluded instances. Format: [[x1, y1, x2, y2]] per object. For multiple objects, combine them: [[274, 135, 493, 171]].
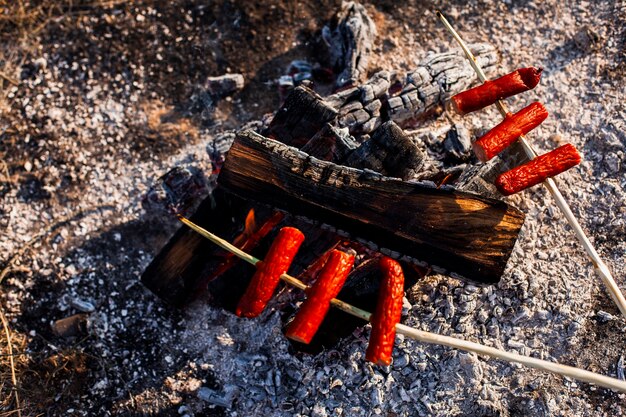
[[436, 11, 626, 320], [177, 215, 626, 393]]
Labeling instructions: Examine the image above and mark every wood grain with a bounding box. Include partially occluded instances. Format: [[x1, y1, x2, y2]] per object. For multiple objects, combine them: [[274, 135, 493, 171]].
[[218, 130, 525, 283]]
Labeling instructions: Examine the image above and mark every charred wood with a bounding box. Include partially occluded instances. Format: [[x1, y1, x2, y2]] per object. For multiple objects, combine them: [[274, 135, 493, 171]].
[[456, 142, 529, 199], [325, 44, 498, 136], [387, 43, 498, 126], [300, 123, 359, 163], [264, 85, 338, 147], [218, 130, 525, 284], [344, 120, 425, 180], [322, 1, 377, 88]]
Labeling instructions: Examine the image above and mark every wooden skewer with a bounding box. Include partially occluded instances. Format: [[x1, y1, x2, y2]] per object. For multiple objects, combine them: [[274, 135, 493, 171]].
[[436, 11, 626, 320], [177, 215, 626, 393]]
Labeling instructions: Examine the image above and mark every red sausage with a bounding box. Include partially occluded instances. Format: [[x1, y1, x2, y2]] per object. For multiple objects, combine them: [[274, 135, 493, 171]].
[[452, 67, 543, 115], [365, 257, 405, 366], [495, 143, 582, 196], [285, 250, 355, 344], [236, 227, 305, 318], [473, 102, 548, 162]]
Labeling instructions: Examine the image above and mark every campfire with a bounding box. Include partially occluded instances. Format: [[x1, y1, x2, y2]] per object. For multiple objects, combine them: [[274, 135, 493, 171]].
[[141, 2, 626, 401]]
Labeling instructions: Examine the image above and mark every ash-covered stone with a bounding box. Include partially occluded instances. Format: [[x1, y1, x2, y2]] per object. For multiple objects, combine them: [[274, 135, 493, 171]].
[[142, 166, 209, 217], [197, 386, 237, 408], [70, 297, 96, 313], [52, 313, 90, 338]]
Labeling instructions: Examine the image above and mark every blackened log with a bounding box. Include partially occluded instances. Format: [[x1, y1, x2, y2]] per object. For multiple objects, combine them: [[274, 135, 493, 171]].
[[343, 120, 425, 180], [300, 124, 358, 163], [140, 188, 265, 306], [218, 130, 525, 284], [323, 43, 497, 137], [264, 85, 338, 147], [386, 43, 498, 126], [322, 1, 377, 88], [326, 71, 390, 135], [456, 142, 529, 198]]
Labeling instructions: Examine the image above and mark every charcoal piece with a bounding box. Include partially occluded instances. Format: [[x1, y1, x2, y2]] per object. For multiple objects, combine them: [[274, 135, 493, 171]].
[[444, 123, 473, 162], [344, 121, 425, 180], [330, 71, 390, 135], [300, 124, 358, 163], [265, 85, 338, 147], [206, 73, 244, 99], [219, 130, 525, 284], [456, 142, 529, 199], [142, 166, 210, 217], [387, 43, 499, 126], [52, 314, 89, 338], [322, 1, 377, 88], [324, 85, 361, 109]]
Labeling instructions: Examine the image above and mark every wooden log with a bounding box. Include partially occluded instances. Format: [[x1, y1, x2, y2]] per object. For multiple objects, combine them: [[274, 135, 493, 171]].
[[343, 120, 425, 180], [386, 43, 498, 126], [218, 130, 525, 284], [140, 188, 261, 306], [300, 123, 359, 163], [323, 43, 498, 136], [322, 1, 377, 87], [264, 85, 338, 148]]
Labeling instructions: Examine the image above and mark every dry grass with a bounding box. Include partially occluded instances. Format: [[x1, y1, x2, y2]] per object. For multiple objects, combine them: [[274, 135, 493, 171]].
[[0, 309, 26, 417]]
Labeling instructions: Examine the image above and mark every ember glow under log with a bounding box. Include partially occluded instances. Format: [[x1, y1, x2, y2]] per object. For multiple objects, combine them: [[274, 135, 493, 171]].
[[285, 249, 355, 344], [496, 144, 582, 196], [451, 67, 543, 115], [472, 102, 549, 162]]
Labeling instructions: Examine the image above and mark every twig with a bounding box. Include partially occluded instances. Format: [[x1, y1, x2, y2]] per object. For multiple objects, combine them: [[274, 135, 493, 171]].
[[436, 11, 626, 320], [177, 215, 626, 393], [0, 307, 21, 417], [0, 72, 19, 86]]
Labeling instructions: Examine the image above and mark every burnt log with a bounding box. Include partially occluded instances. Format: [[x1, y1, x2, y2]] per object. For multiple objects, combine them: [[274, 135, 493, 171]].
[[456, 142, 530, 199], [218, 130, 525, 284], [300, 124, 358, 163], [326, 71, 390, 135], [322, 1, 377, 88], [264, 85, 338, 147], [343, 120, 425, 180], [323, 43, 498, 136], [387, 43, 498, 126]]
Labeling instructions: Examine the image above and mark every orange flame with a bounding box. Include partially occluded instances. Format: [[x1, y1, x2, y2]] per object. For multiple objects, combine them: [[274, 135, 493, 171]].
[[233, 209, 257, 247]]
